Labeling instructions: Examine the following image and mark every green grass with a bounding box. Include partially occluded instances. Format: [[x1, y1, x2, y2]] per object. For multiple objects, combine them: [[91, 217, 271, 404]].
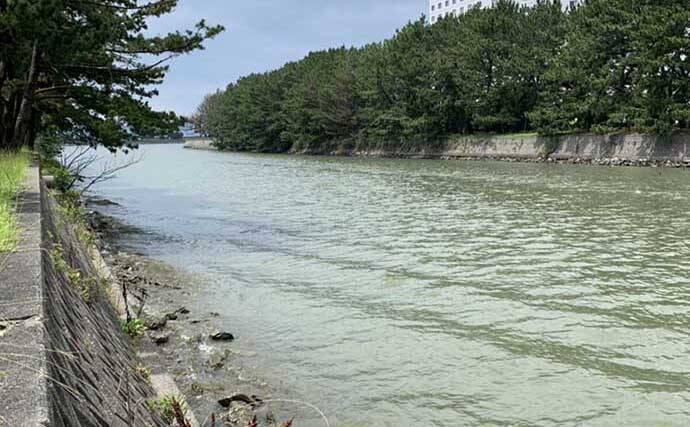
[[0, 151, 29, 252]]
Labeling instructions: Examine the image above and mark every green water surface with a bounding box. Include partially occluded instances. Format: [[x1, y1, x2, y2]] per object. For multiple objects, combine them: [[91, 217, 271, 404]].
[[93, 145, 690, 426]]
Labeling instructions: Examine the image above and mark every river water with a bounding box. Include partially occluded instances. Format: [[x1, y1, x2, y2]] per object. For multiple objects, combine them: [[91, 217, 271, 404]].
[[90, 144, 690, 426]]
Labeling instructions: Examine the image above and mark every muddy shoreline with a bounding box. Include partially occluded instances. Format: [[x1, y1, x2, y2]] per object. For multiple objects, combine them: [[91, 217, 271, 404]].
[[85, 201, 299, 426]]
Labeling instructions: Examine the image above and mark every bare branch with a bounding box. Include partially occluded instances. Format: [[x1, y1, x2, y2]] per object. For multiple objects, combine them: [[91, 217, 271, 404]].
[[59, 145, 93, 171], [78, 152, 143, 195], [106, 39, 198, 55], [57, 54, 176, 74], [57, 146, 141, 194], [34, 85, 70, 95]]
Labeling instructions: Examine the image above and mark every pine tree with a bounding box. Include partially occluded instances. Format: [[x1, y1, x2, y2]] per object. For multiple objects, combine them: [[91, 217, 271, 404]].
[[0, 0, 223, 150], [530, 0, 689, 134], [196, 0, 688, 153]]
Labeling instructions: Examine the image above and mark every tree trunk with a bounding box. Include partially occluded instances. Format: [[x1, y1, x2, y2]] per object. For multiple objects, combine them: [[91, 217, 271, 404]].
[[26, 110, 41, 149], [0, 60, 5, 97], [22, 107, 37, 148], [0, 61, 5, 148], [1, 92, 19, 149], [12, 40, 39, 149]]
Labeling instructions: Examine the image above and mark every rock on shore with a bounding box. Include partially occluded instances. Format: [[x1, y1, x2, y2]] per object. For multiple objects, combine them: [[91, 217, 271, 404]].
[[84, 206, 294, 426]]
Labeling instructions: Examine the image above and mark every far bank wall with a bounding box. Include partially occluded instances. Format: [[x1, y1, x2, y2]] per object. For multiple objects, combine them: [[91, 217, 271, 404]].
[[184, 133, 690, 163], [344, 133, 690, 161]]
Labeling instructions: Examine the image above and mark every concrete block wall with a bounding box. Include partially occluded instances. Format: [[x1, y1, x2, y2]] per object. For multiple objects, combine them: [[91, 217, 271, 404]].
[[41, 183, 166, 427]]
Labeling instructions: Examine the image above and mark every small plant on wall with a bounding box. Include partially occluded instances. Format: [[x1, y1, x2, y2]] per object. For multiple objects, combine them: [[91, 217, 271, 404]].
[[120, 318, 146, 338], [147, 395, 191, 426], [50, 244, 98, 303]]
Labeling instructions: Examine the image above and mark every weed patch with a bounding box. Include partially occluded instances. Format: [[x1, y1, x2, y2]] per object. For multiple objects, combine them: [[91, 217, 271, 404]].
[[120, 318, 146, 338], [0, 151, 29, 252], [146, 395, 190, 425]]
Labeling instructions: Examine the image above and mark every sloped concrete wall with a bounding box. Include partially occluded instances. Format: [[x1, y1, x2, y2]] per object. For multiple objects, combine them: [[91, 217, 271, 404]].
[[41, 184, 166, 427]]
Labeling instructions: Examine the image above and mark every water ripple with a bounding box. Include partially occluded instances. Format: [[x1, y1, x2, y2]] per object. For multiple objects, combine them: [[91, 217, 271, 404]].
[[92, 147, 690, 427]]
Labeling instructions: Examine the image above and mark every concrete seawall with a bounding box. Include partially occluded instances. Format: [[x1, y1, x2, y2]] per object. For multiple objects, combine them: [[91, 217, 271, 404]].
[[445, 133, 690, 162], [341, 133, 690, 164], [0, 168, 166, 426], [186, 133, 690, 165]]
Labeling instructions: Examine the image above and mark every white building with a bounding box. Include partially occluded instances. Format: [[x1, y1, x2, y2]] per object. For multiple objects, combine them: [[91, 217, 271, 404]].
[[429, 0, 581, 23]]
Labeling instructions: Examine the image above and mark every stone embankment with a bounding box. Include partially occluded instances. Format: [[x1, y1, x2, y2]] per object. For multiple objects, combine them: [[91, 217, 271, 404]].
[[186, 133, 690, 167], [0, 167, 166, 426]]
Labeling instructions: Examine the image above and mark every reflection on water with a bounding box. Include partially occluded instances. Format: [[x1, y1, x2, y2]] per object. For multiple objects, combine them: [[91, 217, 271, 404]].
[[90, 145, 690, 426]]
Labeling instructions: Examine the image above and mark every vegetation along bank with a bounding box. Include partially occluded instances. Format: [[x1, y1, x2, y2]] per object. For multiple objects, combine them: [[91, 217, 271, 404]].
[[192, 0, 689, 156], [0, 151, 29, 252]]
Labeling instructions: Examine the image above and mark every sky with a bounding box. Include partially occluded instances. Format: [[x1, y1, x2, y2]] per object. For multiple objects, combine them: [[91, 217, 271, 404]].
[[146, 0, 426, 116]]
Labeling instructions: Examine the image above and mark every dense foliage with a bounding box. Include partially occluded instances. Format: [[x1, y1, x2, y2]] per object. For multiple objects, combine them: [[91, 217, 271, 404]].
[[195, 0, 689, 153], [0, 0, 222, 151], [530, 0, 690, 134]]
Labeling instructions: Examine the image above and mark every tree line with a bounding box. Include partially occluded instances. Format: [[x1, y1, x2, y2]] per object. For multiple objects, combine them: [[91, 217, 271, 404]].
[[0, 0, 222, 152], [194, 0, 689, 153]]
